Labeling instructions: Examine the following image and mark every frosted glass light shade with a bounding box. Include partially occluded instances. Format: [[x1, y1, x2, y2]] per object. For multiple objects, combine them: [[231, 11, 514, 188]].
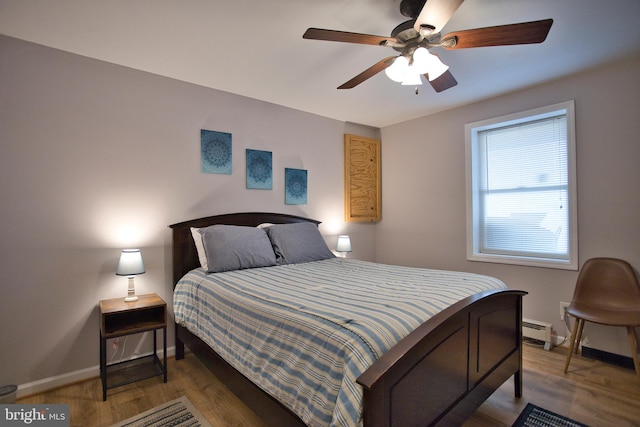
[[384, 56, 409, 83], [336, 235, 352, 253], [426, 54, 449, 81], [401, 67, 423, 85], [411, 47, 431, 75], [386, 49, 448, 86]]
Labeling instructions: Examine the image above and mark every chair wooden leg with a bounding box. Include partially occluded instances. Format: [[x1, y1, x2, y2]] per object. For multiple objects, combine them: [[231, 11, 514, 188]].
[[574, 318, 585, 354], [564, 317, 581, 373], [626, 326, 640, 377]]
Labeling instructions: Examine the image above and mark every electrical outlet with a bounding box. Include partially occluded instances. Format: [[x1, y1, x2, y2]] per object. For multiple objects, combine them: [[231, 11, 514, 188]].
[[559, 302, 570, 320]]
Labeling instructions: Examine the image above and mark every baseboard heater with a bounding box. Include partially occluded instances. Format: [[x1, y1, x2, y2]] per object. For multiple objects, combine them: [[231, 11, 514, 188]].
[[523, 318, 553, 351]]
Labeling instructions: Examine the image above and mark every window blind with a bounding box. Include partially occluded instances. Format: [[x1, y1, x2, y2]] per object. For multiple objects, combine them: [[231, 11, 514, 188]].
[[477, 114, 569, 259]]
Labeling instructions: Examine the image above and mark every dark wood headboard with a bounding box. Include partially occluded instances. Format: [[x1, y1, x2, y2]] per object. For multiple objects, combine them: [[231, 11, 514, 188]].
[[169, 212, 320, 285]]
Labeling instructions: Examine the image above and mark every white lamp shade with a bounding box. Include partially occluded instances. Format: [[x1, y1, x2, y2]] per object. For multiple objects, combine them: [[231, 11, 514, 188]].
[[336, 235, 352, 252], [116, 249, 145, 276], [384, 56, 409, 83]]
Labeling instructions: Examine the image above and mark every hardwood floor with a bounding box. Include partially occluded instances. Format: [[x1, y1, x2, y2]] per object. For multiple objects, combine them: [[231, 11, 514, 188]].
[[18, 343, 640, 427], [464, 343, 640, 427]]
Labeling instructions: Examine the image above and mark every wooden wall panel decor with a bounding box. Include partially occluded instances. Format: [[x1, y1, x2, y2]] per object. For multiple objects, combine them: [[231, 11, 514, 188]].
[[344, 134, 381, 222]]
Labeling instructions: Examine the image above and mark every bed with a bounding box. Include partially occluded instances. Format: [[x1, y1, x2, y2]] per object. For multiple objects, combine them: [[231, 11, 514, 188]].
[[170, 212, 526, 427]]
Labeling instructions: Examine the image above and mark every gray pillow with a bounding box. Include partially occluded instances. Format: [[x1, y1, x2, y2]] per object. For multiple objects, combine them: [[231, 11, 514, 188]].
[[199, 225, 277, 273], [265, 222, 335, 265]]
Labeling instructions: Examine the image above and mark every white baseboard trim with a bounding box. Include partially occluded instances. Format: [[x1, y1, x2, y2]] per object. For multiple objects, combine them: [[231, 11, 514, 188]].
[[17, 346, 176, 399]]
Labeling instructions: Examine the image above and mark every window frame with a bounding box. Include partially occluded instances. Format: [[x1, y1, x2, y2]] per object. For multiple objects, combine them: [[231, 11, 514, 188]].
[[465, 100, 578, 270]]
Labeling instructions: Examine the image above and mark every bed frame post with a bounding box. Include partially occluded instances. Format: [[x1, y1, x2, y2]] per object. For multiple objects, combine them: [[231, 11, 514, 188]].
[[175, 323, 185, 360], [514, 289, 524, 398]]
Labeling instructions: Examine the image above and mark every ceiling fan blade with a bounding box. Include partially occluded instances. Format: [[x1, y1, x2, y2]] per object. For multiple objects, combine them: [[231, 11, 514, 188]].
[[441, 19, 553, 49], [414, 0, 465, 34], [338, 57, 396, 89], [427, 70, 458, 92], [303, 28, 396, 46]]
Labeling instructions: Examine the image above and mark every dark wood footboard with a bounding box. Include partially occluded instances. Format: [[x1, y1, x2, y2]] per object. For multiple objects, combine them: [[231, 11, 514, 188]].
[[170, 213, 526, 427], [357, 289, 525, 427]]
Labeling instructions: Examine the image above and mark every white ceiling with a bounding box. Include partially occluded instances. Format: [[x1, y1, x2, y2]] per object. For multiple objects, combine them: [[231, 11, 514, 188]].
[[2, 0, 640, 128]]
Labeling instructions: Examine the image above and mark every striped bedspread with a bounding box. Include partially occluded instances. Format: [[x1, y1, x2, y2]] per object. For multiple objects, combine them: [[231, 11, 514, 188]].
[[174, 258, 507, 427]]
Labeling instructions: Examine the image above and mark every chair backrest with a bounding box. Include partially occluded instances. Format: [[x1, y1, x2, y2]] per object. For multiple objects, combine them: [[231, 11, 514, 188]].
[[573, 257, 640, 311]]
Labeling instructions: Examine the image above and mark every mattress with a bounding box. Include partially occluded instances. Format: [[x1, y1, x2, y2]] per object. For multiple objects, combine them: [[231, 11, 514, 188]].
[[174, 258, 507, 427]]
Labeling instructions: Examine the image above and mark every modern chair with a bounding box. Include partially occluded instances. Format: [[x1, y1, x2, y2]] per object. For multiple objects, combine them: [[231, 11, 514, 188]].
[[563, 257, 640, 377]]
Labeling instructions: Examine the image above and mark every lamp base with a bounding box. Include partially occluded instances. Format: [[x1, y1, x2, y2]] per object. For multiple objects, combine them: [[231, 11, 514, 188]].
[[125, 276, 138, 302]]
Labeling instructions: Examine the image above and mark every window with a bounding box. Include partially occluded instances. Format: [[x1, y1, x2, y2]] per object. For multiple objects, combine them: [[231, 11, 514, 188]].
[[465, 101, 577, 270]]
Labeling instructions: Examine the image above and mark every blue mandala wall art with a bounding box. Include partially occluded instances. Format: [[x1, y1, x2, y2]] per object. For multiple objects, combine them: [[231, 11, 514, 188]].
[[201, 129, 232, 174], [285, 168, 307, 205], [246, 149, 273, 190]]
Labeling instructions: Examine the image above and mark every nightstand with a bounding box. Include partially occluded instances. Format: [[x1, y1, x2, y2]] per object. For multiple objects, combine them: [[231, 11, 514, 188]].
[[99, 293, 167, 400]]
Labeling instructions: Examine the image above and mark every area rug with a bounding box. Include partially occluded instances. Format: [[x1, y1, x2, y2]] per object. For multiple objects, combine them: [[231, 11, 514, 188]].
[[512, 403, 589, 427], [110, 396, 212, 427]]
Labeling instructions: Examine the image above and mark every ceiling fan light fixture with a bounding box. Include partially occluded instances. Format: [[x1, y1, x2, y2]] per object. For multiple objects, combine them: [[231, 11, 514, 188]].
[[384, 55, 409, 83]]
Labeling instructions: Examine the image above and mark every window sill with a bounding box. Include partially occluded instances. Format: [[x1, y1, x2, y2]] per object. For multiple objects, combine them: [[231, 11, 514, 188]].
[[467, 253, 578, 270]]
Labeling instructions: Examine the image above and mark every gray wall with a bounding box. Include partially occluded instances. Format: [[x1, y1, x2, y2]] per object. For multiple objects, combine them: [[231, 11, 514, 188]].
[[378, 53, 640, 356], [2, 32, 639, 391], [0, 35, 377, 390]]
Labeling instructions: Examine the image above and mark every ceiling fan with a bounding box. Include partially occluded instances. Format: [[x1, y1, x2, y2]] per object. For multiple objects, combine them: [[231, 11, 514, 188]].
[[303, 0, 553, 93]]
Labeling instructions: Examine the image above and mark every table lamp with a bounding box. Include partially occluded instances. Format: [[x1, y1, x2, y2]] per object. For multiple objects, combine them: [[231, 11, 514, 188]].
[[116, 249, 145, 302], [336, 235, 352, 257]]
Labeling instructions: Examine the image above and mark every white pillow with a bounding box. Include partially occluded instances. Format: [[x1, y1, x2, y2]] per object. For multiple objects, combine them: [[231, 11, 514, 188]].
[[190, 227, 208, 270]]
